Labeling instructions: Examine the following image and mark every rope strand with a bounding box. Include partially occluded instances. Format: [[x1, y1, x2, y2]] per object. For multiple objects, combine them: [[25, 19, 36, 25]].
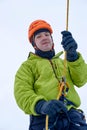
[[45, 0, 70, 129], [64, 0, 69, 77], [66, 0, 69, 31]]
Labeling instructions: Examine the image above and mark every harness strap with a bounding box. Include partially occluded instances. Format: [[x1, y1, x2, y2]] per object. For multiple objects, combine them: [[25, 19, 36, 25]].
[[59, 95, 76, 106]]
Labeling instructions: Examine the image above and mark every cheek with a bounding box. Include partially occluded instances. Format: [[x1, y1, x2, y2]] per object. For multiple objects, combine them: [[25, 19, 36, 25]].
[[49, 38, 53, 44], [35, 41, 41, 47], [50, 40, 53, 46], [34, 39, 40, 46]]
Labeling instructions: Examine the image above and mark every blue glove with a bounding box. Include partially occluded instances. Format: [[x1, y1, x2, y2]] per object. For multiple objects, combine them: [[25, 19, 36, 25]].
[[61, 31, 78, 61], [35, 100, 67, 117]]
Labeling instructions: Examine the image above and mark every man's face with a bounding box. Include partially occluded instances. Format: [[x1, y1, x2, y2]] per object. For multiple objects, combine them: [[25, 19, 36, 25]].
[[34, 31, 53, 51]]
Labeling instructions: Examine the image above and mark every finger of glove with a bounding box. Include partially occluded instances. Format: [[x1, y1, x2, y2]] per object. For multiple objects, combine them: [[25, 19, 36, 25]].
[[47, 103, 61, 116], [56, 100, 67, 113], [40, 101, 60, 116], [61, 31, 72, 37], [41, 100, 67, 116], [52, 100, 68, 113], [63, 41, 77, 51], [61, 37, 77, 51], [61, 35, 73, 45], [49, 100, 67, 113]]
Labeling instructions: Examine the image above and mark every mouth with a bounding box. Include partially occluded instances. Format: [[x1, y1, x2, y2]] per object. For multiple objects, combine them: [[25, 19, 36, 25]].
[[42, 41, 49, 45]]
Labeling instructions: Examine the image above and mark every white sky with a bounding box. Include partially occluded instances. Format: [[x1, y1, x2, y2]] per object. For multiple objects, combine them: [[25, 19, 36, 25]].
[[0, 0, 87, 130]]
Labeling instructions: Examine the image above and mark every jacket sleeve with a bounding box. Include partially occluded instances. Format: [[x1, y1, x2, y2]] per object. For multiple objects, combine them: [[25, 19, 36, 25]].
[[67, 52, 87, 87], [14, 62, 47, 115]]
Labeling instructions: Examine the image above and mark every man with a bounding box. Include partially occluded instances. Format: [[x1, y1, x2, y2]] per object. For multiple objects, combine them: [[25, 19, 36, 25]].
[[14, 19, 87, 130]]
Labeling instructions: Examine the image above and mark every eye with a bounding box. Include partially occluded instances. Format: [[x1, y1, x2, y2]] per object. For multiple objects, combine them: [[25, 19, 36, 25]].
[[35, 34, 41, 39], [45, 32, 50, 36]]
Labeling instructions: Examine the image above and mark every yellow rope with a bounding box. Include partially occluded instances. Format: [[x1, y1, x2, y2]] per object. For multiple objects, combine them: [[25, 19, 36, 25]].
[[64, 0, 69, 76], [66, 0, 69, 31], [45, 0, 70, 129], [57, 82, 65, 100], [45, 82, 64, 130], [45, 80, 70, 130], [45, 115, 49, 130]]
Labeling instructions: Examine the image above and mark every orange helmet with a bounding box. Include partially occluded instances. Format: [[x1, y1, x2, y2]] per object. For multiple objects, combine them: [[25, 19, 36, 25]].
[[28, 19, 53, 43]]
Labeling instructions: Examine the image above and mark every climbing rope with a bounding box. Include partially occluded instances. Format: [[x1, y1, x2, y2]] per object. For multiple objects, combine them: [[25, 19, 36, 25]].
[[45, 0, 70, 130], [63, 0, 69, 77], [66, 0, 69, 31], [45, 77, 70, 130]]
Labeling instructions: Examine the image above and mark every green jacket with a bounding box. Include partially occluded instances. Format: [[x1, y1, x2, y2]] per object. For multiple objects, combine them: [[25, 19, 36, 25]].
[[14, 51, 87, 115]]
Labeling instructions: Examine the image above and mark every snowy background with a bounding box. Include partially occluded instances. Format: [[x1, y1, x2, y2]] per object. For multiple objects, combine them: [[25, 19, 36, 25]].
[[0, 0, 87, 130]]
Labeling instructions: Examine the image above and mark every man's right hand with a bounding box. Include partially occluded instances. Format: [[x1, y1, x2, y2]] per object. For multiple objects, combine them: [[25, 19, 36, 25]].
[[35, 100, 67, 117]]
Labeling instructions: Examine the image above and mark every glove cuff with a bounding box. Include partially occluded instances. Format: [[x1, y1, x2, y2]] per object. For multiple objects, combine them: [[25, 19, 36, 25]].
[[67, 51, 78, 61], [35, 100, 46, 114]]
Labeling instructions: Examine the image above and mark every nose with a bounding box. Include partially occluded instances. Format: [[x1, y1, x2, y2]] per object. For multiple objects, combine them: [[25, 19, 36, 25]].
[[41, 34, 48, 39]]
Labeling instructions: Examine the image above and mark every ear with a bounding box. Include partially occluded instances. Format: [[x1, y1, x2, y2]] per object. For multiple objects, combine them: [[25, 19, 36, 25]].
[[51, 36, 54, 49], [52, 43, 54, 49], [32, 41, 39, 50], [32, 41, 35, 47]]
